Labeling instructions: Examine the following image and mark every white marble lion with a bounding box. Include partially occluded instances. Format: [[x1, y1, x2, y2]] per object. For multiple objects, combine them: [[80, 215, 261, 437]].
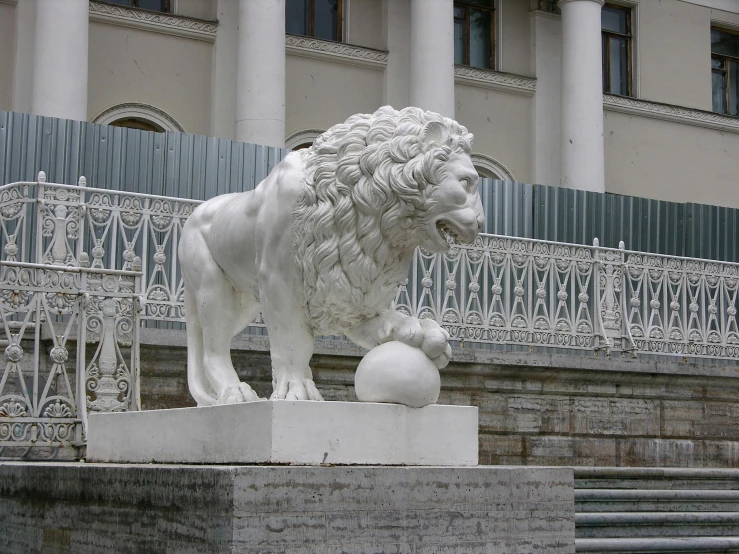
[[179, 106, 485, 405]]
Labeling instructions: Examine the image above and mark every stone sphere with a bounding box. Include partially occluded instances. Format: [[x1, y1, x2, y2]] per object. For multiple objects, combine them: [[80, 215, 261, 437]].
[[355, 341, 440, 408]]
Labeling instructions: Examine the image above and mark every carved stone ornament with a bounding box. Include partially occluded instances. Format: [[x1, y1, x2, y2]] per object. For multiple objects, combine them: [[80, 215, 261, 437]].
[[179, 106, 484, 407]]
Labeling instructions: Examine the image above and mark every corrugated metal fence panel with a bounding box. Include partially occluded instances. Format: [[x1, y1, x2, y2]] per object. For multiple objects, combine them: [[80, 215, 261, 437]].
[[685, 202, 739, 263], [0, 111, 288, 199], [532, 183, 686, 255], [479, 179, 533, 237], [4, 109, 739, 263]]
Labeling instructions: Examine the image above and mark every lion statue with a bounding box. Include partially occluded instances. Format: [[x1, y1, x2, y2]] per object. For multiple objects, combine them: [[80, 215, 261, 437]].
[[179, 106, 484, 405]]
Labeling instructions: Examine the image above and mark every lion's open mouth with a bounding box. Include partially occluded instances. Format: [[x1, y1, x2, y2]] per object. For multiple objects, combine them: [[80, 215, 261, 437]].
[[436, 220, 463, 245]]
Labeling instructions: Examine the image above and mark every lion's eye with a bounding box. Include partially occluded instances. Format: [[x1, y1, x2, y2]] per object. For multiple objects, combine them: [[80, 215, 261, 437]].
[[460, 179, 470, 191]]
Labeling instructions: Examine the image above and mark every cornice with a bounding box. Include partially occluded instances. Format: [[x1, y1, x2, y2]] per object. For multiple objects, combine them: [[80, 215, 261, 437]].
[[454, 66, 537, 96], [603, 94, 739, 134], [285, 35, 388, 70], [89, 1, 218, 42]]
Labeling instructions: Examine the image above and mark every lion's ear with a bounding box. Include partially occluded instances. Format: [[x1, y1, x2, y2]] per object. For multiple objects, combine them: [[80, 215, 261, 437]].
[[421, 121, 449, 151]]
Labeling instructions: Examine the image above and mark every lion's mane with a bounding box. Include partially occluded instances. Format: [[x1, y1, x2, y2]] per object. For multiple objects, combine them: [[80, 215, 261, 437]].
[[293, 106, 473, 334]]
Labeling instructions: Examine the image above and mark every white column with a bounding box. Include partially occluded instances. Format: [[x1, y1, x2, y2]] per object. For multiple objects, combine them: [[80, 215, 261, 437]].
[[410, 0, 454, 117], [559, 0, 605, 192], [32, 0, 89, 121], [235, 0, 286, 148]]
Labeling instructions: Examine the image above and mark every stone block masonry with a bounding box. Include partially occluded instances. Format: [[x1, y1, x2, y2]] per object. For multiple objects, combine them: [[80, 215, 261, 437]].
[[138, 330, 739, 468], [0, 462, 575, 553]]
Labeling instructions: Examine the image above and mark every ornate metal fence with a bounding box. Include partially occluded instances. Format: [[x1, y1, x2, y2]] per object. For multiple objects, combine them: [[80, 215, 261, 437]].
[[0, 174, 142, 458], [2, 173, 739, 456]]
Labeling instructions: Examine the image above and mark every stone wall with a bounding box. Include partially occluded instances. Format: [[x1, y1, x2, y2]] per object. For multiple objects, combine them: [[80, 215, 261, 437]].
[[139, 330, 739, 469]]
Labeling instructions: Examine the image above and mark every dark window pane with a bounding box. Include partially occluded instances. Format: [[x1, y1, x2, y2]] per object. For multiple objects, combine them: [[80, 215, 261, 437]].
[[712, 28, 739, 58], [463, 0, 493, 6], [314, 0, 339, 41], [469, 9, 491, 69], [602, 6, 628, 34], [137, 0, 168, 12], [713, 69, 727, 114], [454, 7, 467, 65], [286, 0, 309, 36], [106, 0, 134, 5], [608, 36, 628, 95], [731, 60, 739, 116], [713, 57, 726, 70]]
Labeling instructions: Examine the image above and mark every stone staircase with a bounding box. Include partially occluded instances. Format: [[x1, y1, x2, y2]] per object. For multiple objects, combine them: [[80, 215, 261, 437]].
[[574, 468, 739, 553]]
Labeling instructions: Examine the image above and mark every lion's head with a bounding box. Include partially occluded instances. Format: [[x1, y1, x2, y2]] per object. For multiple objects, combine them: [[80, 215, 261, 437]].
[[293, 106, 485, 334]]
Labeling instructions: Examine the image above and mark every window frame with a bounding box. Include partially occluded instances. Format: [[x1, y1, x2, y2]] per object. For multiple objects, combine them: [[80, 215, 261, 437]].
[[711, 25, 739, 117], [287, 0, 344, 43], [106, 0, 172, 13], [601, 3, 633, 97], [453, 0, 495, 71]]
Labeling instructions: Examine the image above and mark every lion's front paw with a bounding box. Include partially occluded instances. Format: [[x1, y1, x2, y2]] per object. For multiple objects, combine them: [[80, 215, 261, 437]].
[[271, 377, 324, 401], [218, 382, 261, 404], [396, 318, 452, 369]]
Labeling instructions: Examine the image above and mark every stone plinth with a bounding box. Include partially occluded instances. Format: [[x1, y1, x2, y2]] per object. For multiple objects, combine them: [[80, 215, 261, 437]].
[[0, 462, 575, 553], [87, 400, 478, 466]]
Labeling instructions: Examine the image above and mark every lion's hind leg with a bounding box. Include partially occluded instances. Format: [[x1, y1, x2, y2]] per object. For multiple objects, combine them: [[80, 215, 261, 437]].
[[184, 288, 217, 406], [180, 227, 260, 405]]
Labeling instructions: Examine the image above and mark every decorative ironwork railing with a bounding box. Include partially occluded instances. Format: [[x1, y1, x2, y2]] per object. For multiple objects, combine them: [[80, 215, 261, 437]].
[[2, 172, 739, 455], [0, 175, 142, 458]]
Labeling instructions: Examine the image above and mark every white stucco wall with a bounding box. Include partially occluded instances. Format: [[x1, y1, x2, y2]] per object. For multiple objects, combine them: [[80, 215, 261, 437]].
[[286, 55, 384, 137], [637, 0, 712, 110], [87, 21, 213, 135], [176, 0, 215, 20], [455, 84, 532, 183], [605, 111, 739, 208], [348, 0, 384, 50], [0, 2, 16, 112], [500, 0, 532, 77]]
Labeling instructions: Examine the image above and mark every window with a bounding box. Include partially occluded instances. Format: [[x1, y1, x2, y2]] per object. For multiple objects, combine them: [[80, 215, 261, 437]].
[[105, 0, 171, 12], [711, 27, 739, 116], [601, 4, 632, 97], [110, 118, 165, 133], [454, 0, 495, 70], [286, 0, 343, 42]]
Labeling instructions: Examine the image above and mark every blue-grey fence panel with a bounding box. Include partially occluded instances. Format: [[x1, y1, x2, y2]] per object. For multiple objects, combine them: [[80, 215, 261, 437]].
[[532, 184, 686, 256], [685, 202, 739, 263], [4, 109, 739, 262], [0, 111, 289, 200], [480, 179, 534, 237]]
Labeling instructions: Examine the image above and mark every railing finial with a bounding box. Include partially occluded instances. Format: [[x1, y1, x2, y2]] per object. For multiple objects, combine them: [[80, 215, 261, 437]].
[[619, 240, 625, 250], [593, 237, 599, 247], [37, 171, 46, 183], [78, 176, 87, 187]]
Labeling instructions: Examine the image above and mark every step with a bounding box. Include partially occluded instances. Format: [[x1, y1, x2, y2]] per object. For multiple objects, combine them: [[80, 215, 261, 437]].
[[575, 536, 739, 553], [574, 468, 739, 491], [575, 489, 739, 512], [576, 512, 739, 539]]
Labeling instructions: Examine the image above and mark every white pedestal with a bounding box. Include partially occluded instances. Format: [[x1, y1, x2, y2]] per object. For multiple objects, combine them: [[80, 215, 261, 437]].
[[87, 400, 478, 466]]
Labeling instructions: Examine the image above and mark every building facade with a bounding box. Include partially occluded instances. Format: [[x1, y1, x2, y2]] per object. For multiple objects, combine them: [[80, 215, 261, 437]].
[[1, 0, 739, 206]]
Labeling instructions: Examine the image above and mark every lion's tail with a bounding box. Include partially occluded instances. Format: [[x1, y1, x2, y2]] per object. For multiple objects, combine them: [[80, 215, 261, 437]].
[[184, 288, 218, 406]]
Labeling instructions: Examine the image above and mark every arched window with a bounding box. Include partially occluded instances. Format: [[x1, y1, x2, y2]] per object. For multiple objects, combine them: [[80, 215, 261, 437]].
[[285, 129, 325, 150], [92, 103, 184, 133], [109, 118, 164, 133], [470, 153, 515, 182]]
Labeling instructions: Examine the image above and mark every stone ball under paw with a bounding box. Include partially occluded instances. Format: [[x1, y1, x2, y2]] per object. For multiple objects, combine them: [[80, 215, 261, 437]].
[[354, 341, 440, 408]]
